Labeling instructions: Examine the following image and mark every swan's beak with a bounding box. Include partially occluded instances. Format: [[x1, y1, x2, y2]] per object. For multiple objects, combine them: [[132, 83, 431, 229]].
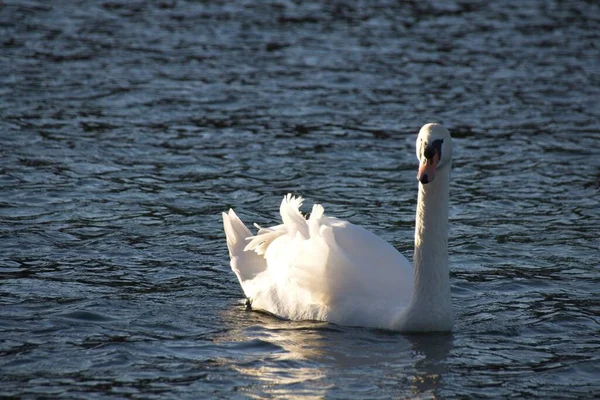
[[417, 152, 439, 184]]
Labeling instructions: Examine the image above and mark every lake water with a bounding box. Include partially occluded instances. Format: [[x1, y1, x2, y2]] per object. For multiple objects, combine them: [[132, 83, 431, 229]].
[[1, 0, 599, 398]]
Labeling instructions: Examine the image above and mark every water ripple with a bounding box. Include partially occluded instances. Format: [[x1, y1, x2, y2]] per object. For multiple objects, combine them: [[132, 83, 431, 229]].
[[1, 0, 599, 398]]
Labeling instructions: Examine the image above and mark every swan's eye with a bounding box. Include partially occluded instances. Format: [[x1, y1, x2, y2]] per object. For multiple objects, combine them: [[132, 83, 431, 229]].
[[420, 139, 445, 165], [423, 146, 435, 160]]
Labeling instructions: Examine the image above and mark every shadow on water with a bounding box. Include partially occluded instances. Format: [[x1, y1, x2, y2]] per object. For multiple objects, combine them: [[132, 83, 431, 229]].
[[406, 333, 455, 395]]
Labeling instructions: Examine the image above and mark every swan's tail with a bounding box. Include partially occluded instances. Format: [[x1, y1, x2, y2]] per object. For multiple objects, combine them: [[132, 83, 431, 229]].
[[222, 209, 267, 297]]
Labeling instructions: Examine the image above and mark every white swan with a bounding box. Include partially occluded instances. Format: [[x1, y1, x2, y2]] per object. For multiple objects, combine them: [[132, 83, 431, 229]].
[[222, 123, 453, 332]]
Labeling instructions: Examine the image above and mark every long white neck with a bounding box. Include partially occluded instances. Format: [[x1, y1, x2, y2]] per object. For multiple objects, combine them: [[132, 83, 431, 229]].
[[401, 163, 453, 331]]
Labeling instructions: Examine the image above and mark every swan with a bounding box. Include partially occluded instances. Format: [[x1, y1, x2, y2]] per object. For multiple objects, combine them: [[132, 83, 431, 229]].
[[222, 123, 453, 332]]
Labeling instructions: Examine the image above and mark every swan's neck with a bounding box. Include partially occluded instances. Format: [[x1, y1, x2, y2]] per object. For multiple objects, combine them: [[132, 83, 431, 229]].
[[406, 163, 453, 330]]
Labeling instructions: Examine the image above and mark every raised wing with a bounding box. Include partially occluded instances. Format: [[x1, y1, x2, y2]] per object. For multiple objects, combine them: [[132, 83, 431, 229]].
[[243, 195, 414, 317]]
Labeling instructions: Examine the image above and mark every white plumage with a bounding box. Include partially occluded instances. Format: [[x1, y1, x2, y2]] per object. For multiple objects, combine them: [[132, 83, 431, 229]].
[[223, 123, 454, 332]]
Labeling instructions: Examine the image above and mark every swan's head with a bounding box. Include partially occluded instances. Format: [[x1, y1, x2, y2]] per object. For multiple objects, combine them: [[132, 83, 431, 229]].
[[416, 123, 452, 185]]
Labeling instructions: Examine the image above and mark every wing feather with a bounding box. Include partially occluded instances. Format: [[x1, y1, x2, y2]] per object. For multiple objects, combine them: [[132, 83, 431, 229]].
[[234, 194, 414, 318], [279, 194, 309, 239]]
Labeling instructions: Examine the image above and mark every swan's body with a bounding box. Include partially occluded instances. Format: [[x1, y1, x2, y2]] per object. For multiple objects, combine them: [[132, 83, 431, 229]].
[[223, 123, 453, 332]]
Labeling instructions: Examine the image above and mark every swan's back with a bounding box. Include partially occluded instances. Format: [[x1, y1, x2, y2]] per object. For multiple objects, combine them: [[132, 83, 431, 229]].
[[223, 195, 414, 327]]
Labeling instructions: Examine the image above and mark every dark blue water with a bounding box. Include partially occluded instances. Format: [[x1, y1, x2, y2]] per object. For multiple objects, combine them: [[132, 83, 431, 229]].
[[1, 1, 599, 398]]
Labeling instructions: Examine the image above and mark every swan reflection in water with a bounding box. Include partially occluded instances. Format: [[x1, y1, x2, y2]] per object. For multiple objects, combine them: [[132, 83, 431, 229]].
[[216, 307, 454, 398]]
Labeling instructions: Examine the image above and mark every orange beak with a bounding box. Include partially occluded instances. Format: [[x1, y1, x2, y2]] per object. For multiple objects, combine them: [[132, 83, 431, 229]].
[[417, 151, 439, 184]]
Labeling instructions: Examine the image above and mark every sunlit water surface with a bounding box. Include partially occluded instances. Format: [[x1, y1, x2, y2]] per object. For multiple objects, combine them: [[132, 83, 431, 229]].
[[1, 1, 599, 398]]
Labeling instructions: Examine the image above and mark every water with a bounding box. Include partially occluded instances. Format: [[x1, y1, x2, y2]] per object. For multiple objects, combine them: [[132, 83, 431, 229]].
[[1, 0, 599, 398]]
